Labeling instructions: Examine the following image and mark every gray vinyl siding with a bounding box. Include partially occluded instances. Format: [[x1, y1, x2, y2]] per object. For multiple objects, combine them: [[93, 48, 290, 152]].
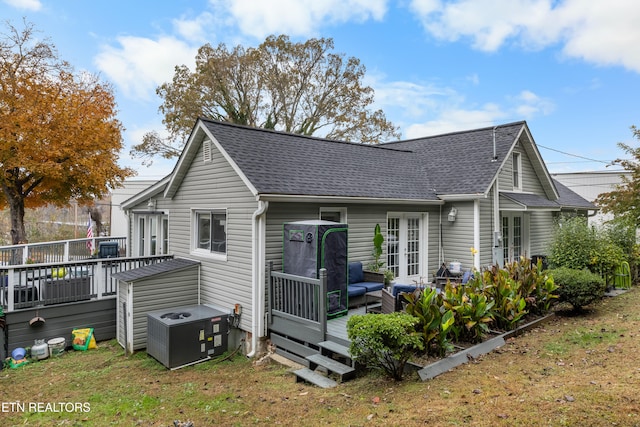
[[265, 203, 321, 271], [479, 194, 496, 267], [499, 196, 524, 211], [498, 140, 545, 194], [117, 283, 127, 346], [117, 266, 199, 352], [528, 210, 555, 256], [265, 203, 389, 270], [426, 208, 441, 274], [168, 138, 257, 332], [440, 201, 475, 271], [265, 202, 440, 279]]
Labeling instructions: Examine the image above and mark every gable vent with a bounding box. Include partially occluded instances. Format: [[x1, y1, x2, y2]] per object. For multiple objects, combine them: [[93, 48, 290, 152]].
[[203, 139, 212, 163]]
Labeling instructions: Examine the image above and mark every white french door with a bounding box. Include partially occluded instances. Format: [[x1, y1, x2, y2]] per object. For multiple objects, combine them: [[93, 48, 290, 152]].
[[136, 214, 169, 256], [387, 213, 426, 283], [501, 213, 523, 265]]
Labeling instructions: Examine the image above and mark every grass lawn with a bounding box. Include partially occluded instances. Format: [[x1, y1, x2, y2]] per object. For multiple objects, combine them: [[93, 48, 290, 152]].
[[1, 288, 640, 426]]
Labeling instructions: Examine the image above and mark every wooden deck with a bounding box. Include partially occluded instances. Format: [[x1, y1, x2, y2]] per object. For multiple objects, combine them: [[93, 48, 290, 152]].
[[326, 306, 367, 346]]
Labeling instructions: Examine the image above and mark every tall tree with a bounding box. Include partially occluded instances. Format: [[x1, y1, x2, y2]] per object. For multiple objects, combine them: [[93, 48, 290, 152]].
[[594, 126, 640, 227], [0, 21, 134, 244], [133, 35, 400, 164]]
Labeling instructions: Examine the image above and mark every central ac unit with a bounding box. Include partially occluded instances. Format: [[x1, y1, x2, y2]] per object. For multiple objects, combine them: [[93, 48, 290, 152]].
[[147, 304, 228, 369]]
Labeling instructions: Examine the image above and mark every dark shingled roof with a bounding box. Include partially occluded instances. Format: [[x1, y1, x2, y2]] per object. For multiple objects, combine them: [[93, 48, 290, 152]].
[[187, 118, 592, 212], [201, 119, 439, 200], [553, 179, 597, 210], [385, 122, 526, 195], [111, 258, 200, 282]]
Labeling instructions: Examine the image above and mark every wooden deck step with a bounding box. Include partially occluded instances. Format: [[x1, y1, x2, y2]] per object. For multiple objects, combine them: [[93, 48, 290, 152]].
[[318, 340, 351, 359], [306, 353, 356, 382], [294, 367, 338, 388]]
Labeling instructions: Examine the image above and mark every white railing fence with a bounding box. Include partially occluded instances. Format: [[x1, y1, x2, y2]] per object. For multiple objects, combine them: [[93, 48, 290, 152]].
[[1, 254, 173, 311], [0, 236, 127, 266]]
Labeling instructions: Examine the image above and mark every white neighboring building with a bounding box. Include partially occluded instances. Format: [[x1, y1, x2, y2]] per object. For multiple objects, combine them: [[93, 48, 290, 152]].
[[552, 170, 630, 225], [110, 180, 156, 238]]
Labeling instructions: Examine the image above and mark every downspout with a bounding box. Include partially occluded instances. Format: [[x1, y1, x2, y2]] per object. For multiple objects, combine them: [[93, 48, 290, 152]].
[[492, 126, 501, 266], [439, 204, 444, 264], [473, 199, 480, 270], [493, 179, 501, 265], [248, 200, 269, 358]]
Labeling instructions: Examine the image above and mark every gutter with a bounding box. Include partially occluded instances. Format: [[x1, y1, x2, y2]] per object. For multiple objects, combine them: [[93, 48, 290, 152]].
[[257, 194, 444, 205], [248, 200, 269, 358]]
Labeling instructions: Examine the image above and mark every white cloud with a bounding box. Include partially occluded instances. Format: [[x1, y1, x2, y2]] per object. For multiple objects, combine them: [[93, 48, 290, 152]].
[[404, 104, 506, 138], [371, 77, 554, 139], [370, 77, 461, 120], [94, 36, 197, 100], [3, 0, 41, 11], [409, 0, 640, 73], [558, 0, 640, 72], [210, 0, 388, 38], [173, 12, 215, 43], [512, 90, 555, 118], [398, 88, 555, 139]]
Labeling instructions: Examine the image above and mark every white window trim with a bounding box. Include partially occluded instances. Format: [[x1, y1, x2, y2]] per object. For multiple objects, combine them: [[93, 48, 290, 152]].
[[386, 211, 428, 283], [191, 208, 228, 261], [513, 152, 522, 191], [134, 212, 170, 256], [319, 207, 347, 223]]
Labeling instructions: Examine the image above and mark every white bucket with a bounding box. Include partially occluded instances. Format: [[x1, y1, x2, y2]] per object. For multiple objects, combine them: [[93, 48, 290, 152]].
[[47, 337, 65, 357], [448, 261, 462, 275]]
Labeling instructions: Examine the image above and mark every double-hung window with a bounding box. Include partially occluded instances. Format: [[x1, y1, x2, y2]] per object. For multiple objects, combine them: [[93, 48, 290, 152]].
[[512, 152, 522, 190], [195, 209, 227, 255]]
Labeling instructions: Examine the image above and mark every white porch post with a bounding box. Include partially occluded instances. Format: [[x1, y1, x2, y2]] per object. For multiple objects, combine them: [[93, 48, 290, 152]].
[[6, 268, 14, 312], [95, 260, 105, 300]]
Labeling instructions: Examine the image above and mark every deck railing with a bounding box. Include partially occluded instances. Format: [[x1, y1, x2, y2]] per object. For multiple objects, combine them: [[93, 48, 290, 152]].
[[268, 263, 327, 341], [0, 254, 174, 311], [0, 236, 127, 266]]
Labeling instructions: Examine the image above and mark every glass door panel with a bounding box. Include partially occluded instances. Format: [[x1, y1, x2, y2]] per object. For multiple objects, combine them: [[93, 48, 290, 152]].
[[387, 214, 423, 282]]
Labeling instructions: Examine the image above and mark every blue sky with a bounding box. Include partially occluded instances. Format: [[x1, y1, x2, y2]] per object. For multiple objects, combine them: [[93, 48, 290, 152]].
[[2, 0, 639, 180]]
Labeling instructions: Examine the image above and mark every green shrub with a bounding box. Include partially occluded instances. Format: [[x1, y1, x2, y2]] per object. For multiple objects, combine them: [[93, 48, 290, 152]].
[[548, 216, 597, 271], [548, 267, 606, 309], [347, 312, 423, 380], [505, 256, 559, 315], [404, 288, 455, 356], [548, 216, 626, 284], [477, 265, 527, 330], [441, 282, 494, 344]]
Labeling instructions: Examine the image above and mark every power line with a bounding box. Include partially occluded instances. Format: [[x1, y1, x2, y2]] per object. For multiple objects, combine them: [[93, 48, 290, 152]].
[[537, 144, 611, 164]]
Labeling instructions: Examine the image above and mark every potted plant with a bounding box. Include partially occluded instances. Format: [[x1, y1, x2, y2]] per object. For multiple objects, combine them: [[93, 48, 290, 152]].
[[383, 269, 395, 287], [368, 224, 385, 272]]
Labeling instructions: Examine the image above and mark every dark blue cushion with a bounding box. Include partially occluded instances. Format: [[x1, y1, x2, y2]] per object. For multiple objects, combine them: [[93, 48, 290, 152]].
[[353, 281, 383, 292], [347, 285, 366, 297], [391, 284, 418, 297], [348, 262, 364, 284]]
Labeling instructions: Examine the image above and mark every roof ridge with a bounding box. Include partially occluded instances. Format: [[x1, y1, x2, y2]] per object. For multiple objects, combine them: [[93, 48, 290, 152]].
[[198, 116, 415, 152], [385, 120, 527, 145]]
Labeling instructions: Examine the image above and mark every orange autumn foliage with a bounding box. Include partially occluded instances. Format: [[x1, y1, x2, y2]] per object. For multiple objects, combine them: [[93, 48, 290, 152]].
[[0, 21, 135, 243]]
